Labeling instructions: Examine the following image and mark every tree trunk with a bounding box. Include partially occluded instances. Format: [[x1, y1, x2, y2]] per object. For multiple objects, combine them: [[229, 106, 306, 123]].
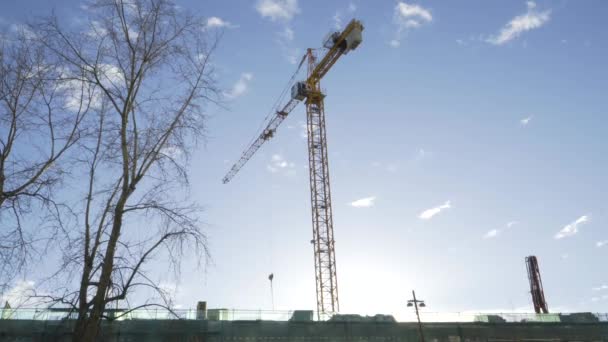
[[73, 316, 96, 342]]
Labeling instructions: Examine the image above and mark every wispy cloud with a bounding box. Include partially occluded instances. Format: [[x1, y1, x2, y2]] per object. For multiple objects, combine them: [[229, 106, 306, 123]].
[[419, 200, 451, 220], [413, 148, 430, 162], [390, 2, 432, 48], [484, 229, 500, 239], [554, 215, 590, 239], [591, 295, 608, 302], [225, 73, 253, 99], [276, 27, 301, 64], [487, 1, 550, 45], [279, 27, 294, 41], [267, 154, 295, 174], [483, 221, 518, 239], [58, 64, 124, 112], [206, 16, 237, 29], [333, 1, 357, 30], [1, 280, 35, 307], [298, 121, 308, 139], [596, 240, 608, 248], [592, 285, 608, 291], [256, 0, 299, 22], [332, 13, 342, 30], [256, 0, 300, 64], [85, 20, 108, 38], [520, 116, 533, 126], [370, 161, 399, 173], [350, 196, 376, 208]]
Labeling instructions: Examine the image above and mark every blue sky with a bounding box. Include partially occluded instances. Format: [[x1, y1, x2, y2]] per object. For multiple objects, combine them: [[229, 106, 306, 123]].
[[1, 0, 607, 318]]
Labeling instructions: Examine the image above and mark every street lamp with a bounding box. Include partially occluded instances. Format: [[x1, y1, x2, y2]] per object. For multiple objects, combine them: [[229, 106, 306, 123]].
[[407, 290, 426, 342]]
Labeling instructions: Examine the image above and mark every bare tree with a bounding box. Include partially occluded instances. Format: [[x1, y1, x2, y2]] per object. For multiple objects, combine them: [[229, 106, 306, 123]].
[[0, 28, 90, 294], [29, 0, 217, 340]]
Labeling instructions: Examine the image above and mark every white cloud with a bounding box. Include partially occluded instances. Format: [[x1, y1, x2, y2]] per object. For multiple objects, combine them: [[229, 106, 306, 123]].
[[161, 146, 183, 159], [391, 2, 433, 47], [99, 63, 125, 86], [592, 285, 608, 291], [506, 221, 519, 228], [86, 21, 108, 38], [396, 2, 432, 22], [10, 23, 38, 40], [554, 215, 590, 239], [267, 154, 295, 173], [483, 229, 500, 239], [350, 196, 376, 208], [284, 47, 301, 64], [225, 73, 253, 99], [419, 200, 451, 220], [280, 27, 294, 41], [596, 240, 608, 248], [414, 148, 429, 162], [370, 161, 399, 173], [256, 0, 300, 64], [487, 1, 550, 45], [206, 17, 237, 29], [276, 27, 300, 64], [520, 116, 533, 126], [256, 0, 299, 22], [333, 13, 343, 30], [333, 2, 357, 30], [58, 63, 124, 112], [58, 77, 95, 112], [483, 221, 518, 239], [1, 280, 35, 308], [298, 121, 308, 139]]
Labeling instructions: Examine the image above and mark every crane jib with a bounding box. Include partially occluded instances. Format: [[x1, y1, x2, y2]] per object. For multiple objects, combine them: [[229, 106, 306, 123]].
[[222, 19, 363, 184]]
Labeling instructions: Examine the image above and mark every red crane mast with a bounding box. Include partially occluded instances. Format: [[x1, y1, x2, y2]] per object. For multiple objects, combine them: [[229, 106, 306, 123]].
[[525, 255, 549, 314]]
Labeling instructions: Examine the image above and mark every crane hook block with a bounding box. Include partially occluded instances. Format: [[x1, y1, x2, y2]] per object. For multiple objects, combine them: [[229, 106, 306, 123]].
[[263, 129, 274, 140]]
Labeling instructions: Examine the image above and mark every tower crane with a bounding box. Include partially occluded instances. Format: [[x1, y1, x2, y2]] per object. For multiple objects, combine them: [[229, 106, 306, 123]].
[[223, 19, 364, 318]]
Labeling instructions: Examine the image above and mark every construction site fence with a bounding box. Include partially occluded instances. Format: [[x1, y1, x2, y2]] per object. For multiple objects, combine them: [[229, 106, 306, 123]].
[[2, 308, 608, 323]]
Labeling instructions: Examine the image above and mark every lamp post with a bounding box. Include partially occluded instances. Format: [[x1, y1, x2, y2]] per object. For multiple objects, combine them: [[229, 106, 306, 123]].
[[268, 273, 275, 310], [407, 290, 426, 342]]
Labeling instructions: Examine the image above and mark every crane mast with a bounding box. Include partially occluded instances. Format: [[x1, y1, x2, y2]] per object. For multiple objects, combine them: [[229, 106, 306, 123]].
[[305, 48, 340, 317], [222, 19, 364, 319], [525, 256, 549, 314]]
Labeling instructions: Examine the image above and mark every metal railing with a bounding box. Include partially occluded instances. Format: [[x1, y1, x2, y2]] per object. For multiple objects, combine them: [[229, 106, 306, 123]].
[[1, 308, 607, 323], [0, 308, 297, 321]]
